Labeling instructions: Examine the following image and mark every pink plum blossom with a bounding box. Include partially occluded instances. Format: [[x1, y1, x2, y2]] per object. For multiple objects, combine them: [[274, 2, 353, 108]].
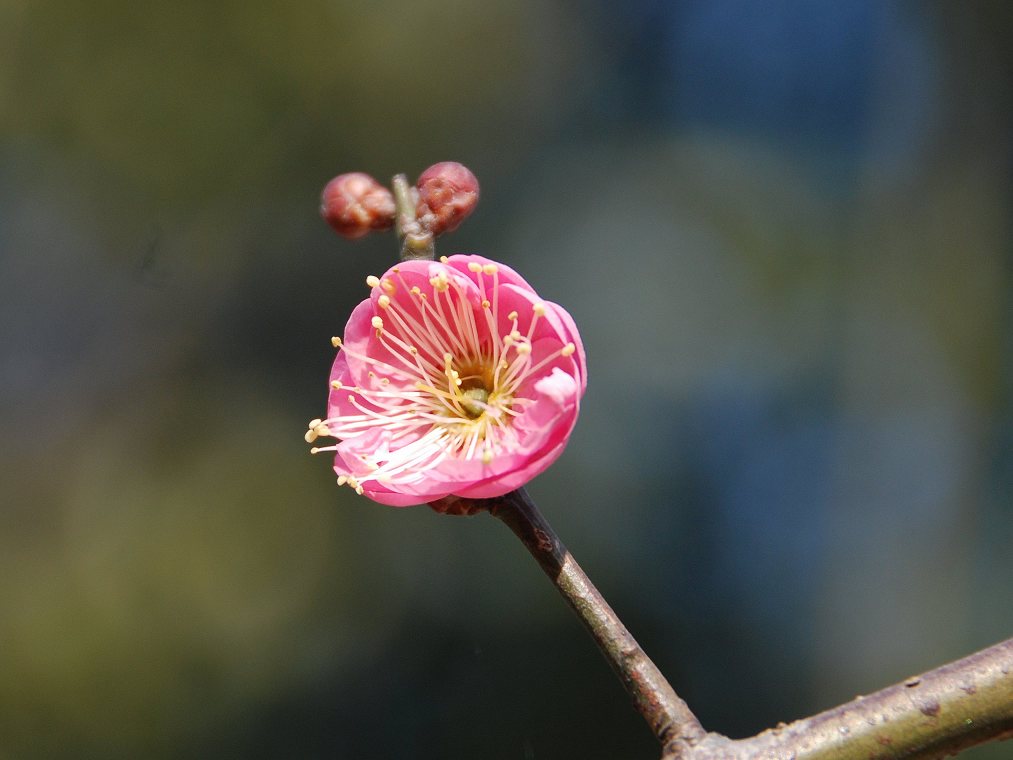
[[306, 254, 587, 506]]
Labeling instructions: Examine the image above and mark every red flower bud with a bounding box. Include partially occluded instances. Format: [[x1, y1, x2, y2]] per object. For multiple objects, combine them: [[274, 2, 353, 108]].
[[320, 173, 396, 239], [415, 162, 479, 235]]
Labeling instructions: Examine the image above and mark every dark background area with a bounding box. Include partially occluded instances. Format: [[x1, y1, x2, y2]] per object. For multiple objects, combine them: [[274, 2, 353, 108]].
[[2, 1, 1011, 758]]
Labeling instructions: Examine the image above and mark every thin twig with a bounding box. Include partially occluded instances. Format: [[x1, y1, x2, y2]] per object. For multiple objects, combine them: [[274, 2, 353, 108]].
[[392, 173, 434, 261], [433, 489, 708, 755]]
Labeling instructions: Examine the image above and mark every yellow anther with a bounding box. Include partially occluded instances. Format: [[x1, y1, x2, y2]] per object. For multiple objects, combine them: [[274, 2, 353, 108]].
[[482, 263, 498, 275], [482, 450, 493, 465], [380, 377, 389, 386], [310, 447, 320, 454], [410, 286, 421, 295], [429, 272, 449, 292], [561, 343, 576, 356], [481, 299, 490, 309], [444, 352, 453, 362], [380, 278, 396, 294], [331, 336, 342, 347], [510, 330, 522, 341], [408, 346, 418, 355], [309, 418, 322, 427], [337, 475, 348, 486], [331, 380, 342, 389], [378, 294, 391, 309], [371, 316, 383, 330], [533, 303, 546, 317], [439, 255, 449, 264], [304, 430, 317, 443], [517, 343, 532, 355], [507, 311, 518, 321], [468, 262, 483, 273], [366, 275, 380, 288]]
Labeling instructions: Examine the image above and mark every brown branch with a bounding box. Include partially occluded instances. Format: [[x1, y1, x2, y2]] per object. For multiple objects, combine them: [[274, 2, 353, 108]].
[[433, 489, 708, 755], [691, 636, 1013, 760]]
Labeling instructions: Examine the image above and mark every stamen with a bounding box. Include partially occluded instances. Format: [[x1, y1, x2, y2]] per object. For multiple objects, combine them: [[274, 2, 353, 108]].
[[331, 337, 342, 347], [366, 275, 380, 288]]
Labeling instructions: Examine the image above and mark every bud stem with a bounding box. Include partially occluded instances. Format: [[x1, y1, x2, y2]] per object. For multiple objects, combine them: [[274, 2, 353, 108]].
[[392, 173, 435, 262]]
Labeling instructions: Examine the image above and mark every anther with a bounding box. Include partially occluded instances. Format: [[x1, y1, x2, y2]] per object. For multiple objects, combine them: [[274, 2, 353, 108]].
[[533, 303, 546, 317], [439, 256, 449, 264], [331, 380, 342, 389], [482, 263, 498, 275], [507, 311, 518, 321], [371, 316, 383, 330], [378, 294, 391, 309], [429, 272, 449, 292], [366, 275, 380, 288], [331, 337, 342, 347], [481, 299, 490, 309], [380, 278, 395, 294], [468, 262, 483, 273], [561, 343, 576, 356]]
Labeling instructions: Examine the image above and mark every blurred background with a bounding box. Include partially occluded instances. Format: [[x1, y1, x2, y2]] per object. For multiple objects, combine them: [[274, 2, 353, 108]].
[[2, 1, 1011, 757]]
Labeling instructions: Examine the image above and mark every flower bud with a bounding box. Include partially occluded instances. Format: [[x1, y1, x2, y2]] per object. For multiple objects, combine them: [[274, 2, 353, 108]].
[[320, 173, 396, 239], [415, 162, 479, 235]]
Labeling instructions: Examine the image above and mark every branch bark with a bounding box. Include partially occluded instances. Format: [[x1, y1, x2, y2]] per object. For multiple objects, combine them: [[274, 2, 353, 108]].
[[695, 636, 1013, 760], [487, 488, 707, 754]]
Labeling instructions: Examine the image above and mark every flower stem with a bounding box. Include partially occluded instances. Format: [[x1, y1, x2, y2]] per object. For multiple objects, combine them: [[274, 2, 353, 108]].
[[392, 173, 435, 261], [486, 488, 706, 754]]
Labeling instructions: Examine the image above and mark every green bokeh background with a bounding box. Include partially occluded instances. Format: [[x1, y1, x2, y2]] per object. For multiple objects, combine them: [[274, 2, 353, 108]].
[[2, 1, 1011, 758]]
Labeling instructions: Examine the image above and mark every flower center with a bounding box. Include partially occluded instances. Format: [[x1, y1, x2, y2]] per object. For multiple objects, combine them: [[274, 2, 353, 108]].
[[459, 384, 490, 419]]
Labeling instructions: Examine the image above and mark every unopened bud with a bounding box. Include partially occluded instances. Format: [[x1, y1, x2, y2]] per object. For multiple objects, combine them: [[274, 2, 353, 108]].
[[320, 173, 396, 239], [415, 162, 479, 235]]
